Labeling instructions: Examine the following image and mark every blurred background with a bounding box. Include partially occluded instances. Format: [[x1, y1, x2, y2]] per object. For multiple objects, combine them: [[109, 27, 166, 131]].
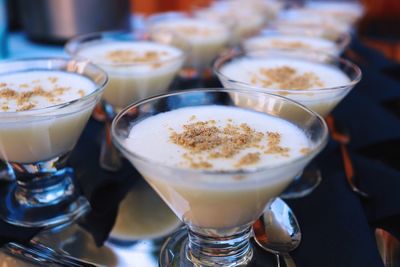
[[0, 0, 400, 60]]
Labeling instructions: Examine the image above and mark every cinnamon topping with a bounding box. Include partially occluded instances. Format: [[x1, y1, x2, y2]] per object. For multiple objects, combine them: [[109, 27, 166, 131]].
[[235, 152, 260, 167], [250, 66, 325, 90], [105, 50, 168, 64], [265, 131, 290, 157], [0, 79, 86, 112]]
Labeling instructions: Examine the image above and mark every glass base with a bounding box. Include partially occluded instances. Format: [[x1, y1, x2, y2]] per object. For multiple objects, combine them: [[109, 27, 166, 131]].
[[0, 168, 90, 227], [159, 228, 285, 267]]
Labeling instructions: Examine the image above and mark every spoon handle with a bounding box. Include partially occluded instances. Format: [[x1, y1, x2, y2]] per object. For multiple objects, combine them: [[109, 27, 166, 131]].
[[282, 252, 296, 267]]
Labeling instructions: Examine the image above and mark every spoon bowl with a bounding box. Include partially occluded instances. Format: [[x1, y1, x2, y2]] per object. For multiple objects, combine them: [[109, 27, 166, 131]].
[[253, 198, 301, 266]]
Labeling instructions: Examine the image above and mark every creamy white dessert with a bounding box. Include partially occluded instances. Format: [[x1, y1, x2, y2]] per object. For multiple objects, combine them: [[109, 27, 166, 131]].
[[123, 105, 313, 229], [305, 1, 364, 25], [218, 57, 351, 116], [149, 18, 229, 69], [76, 41, 184, 108], [0, 70, 97, 163], [276, 9, 351, 35], [243, 34, 340, 55]]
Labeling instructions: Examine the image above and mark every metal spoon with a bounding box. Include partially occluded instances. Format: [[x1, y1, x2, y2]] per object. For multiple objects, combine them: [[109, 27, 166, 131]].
[[253, 198, 301, 267]]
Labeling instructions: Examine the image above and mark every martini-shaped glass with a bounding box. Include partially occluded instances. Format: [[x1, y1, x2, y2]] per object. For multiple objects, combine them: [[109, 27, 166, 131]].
[[0, 58, 107, 227], [214, 48, 361, 117], [66, 30, 186, 171], [112, 89, 328, 266], [214, 48, 361, 198]]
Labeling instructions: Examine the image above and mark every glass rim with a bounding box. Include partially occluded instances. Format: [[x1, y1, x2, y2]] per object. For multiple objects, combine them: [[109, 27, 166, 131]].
[[0, 57, 108, 117], [65, 30, 187, 67], [112, 88, 329, 176], [213, 48, 362, 94]]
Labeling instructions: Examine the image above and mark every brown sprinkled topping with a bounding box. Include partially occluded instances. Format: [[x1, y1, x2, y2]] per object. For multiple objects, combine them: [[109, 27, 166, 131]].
[[169, 118, 298, 170], [265, 131, 290, 157], [48, 77, 59, 84], [17, 102, 36, 111], [0, 79, 85, 112], [235, 152, 260, 167], [269, 40, 312, 50], [105, 50, 169, 64], [191, 161, 213, 169], [300, 147, 311, 155], [250, 66, 325, 90], [78, 89, 86, 97], [0, 88, 18, 99], [168, 116, 310, 171]]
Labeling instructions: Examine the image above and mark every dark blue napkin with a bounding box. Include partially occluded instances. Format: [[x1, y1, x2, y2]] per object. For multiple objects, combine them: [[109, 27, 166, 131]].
[[286, 40, 400, 266]]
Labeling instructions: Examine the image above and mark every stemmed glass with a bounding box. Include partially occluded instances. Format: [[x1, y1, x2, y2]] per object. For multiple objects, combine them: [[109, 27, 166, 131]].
[[66, 31, 186, 171], [214, 48, 362, 118], [242, 27, 351, 56], [214, 48, 361, 197], [146, 12, 230, 84], [0, 58, 107, 227], [112, 89, 328, 266]]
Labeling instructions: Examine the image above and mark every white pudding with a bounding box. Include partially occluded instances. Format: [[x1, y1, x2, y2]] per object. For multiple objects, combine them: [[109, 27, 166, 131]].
[[218, 57, 351, 116], [276, 9, 351, 35], [305, 1, 364, 25], [244, 34, 340, 55], [149, 18, 229, 69], [76, 41, 184, 108], [0, 70, 98, 163], [123, 105, 313, 229]]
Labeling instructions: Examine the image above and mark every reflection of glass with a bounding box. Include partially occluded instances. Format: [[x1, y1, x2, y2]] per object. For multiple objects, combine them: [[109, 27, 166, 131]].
[[112, 89, 328, 266], [0, 160, 14, 182], [214, 48, 362, 117], [0, 58, 107, 227], [0, 0, 8, 59], [66, 31, 186, 171], [110, 177, 180, 242]]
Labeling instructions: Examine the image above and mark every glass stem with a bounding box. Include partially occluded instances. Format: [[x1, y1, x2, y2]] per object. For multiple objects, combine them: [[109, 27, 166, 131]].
[[186, 226, 253, 267], [10, 154, 76, 206], [14, 168, 75, 206]]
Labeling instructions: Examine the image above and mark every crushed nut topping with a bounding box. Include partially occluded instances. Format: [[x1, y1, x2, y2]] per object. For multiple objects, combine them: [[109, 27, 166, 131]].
[[48, 77, 59, 84], [169, 118, 299, 170], [235, 152, 260, 168], [0, 79, 87, 112], [269, 40, 312, 50], [265, 132, 290, 157], [17, 102, 36, 111], [105, 50, 168, 64], [300, 147, 311, 155], [250, 66, 325, 90]]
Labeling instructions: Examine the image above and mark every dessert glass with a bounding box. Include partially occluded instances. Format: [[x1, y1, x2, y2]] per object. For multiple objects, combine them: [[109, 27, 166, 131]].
[[66, 31, 186, 171], [0, 58, 107, 227], [214, 48, 362, 117], [243, 27, 351, 56], [215, 49, 361, 198], [112, 89, 328, 266], [146, 12, 230, 82]]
